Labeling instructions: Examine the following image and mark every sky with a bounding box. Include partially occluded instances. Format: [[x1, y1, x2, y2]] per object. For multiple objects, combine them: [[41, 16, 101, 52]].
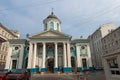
[[0, 0, 120, 39]]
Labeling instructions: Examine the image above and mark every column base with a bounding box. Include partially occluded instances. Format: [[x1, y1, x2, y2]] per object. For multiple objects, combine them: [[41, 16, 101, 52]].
[[77, 67, 82, 72], [63, 67, 72, 72], [89, 67, 94, 70], [41, 68, 46, 72], [3, 69, 9, 72], [28, 68, 38, 72], [54, 67, 58, 73]]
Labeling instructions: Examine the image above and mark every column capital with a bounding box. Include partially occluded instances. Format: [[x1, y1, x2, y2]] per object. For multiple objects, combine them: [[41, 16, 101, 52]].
[[42, 42, 46, 44], [66, 42, 70, 44], [54, 42, 58, 44], [63, 42, 66, 44], [29, 42, 33, 45], [33, 42, 37, 44]]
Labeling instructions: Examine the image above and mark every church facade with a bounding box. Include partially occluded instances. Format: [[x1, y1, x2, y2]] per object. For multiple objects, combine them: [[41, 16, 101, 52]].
[[4, 12, 93, 73]]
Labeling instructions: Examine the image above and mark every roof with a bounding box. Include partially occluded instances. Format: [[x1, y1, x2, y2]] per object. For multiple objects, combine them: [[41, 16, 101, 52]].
[[102, 26, 120, 39], [0, 23, 18, 37], [71, 39, 89, 43], [8, 39, 28, 44]]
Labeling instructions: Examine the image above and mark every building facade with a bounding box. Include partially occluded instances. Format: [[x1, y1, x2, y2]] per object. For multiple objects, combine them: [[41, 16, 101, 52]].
[[4, 12, 93, 73], [88, 23, 115, 69], [5, 39, 29, 70], [102, 27, 120, 80], [0, 23, 19, 70]]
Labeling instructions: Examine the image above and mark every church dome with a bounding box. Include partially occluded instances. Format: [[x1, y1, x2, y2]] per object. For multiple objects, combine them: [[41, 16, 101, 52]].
[[47, 12, 58, 19], [43, 12, 61, 31], [43, 12, 61, 23]]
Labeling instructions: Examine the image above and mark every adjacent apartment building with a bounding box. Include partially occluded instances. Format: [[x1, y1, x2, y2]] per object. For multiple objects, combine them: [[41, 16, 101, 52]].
[[88, 23, 115, 69], [0, 23, 19, 70], [102, 27, 120, 80]]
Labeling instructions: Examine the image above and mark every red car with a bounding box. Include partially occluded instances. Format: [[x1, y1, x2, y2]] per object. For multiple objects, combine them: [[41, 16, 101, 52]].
[[0, 72, 10, 80], [6, 69, 31, 80]]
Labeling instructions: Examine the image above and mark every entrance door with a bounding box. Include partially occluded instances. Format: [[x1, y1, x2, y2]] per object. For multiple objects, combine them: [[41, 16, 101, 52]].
[[47, 58, 54, 73], [82, 58, 87, 68], [12, 60, 17, 69], [71, 56, 77, 73]]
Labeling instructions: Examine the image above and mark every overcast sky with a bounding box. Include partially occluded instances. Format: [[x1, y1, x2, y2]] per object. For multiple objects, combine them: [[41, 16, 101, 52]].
[[0, 0, 120, 39]]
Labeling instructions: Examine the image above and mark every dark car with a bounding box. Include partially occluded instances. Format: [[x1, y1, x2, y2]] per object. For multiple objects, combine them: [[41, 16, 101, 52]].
[[6, 69, 31, 80], [0, 71, 11, 80]]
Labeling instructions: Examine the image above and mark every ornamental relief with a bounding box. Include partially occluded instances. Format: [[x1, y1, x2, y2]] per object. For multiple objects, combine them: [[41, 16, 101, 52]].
[[70, 46, 76, 57], [11, 45, 21, 57], [80, 45, 88, 56]]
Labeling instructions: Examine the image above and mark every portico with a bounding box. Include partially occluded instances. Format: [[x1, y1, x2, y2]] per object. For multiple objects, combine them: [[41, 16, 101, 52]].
[[27, 41, 72, 73]]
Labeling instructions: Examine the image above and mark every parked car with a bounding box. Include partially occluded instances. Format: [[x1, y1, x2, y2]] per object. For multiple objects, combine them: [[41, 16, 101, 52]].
[[0, 71, 11, 80], [6, 69, 31, 80]]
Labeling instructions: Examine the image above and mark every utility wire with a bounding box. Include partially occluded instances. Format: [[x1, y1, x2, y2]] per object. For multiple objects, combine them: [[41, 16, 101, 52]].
[[71, 0, 120, 23], [73, 3, 120, 28], [70, 0, 120, 21], [0, 0, 59, 12]]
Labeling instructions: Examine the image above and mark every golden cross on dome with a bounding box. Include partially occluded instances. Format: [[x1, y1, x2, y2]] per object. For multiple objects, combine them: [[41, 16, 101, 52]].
[[51, 8, 54, 15]]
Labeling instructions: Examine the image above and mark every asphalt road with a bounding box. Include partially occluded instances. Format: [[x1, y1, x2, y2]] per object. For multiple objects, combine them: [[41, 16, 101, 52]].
[[31, 71, 106, 80]]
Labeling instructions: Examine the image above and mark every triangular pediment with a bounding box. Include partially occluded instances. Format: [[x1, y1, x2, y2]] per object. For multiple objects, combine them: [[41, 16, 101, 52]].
[[40, 32, 59, 36], [29, 30, 71, 39]]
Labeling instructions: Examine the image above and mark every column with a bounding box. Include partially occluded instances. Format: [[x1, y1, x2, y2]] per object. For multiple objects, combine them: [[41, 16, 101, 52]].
[[63, 42, 67, 67], [0, 42, 2, 51], [33, 43, 37, 68], [18, 45, 24, 69], [5, 45, 12, 70], [87, 44, 92, 67], [67, 42, 71, 68], [55, 42, 58, 68], [27, 43, 33, 68], [76, 45, 81, 67], [54, 42, 58, 72], [41, 42, 46, 72]]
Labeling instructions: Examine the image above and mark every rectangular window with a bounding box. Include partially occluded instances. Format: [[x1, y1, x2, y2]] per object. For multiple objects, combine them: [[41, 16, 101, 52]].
[[111, 70, 115, 74], [116, 71, 120, 75], [107, 58, 118, 68]]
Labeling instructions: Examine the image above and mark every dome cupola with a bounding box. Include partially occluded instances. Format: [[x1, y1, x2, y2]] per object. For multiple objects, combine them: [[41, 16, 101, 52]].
[[43, 12, 61, 31]]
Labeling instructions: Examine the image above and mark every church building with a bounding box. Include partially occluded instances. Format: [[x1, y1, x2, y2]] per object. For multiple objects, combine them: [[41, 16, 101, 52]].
[[4, 12, 93, 73]]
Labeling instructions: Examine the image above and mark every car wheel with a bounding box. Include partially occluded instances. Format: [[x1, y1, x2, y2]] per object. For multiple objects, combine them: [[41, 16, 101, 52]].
[[27, 78, 29, 80]]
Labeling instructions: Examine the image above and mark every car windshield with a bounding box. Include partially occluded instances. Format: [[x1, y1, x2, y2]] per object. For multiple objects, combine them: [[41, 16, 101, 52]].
[[12, 69, 26, 74]]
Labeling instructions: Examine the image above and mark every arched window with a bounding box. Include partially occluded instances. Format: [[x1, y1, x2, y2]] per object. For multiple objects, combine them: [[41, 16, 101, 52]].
[[50, 22, 54, 30], [45, 23, 47, 30], [57, 23, 59, 30]]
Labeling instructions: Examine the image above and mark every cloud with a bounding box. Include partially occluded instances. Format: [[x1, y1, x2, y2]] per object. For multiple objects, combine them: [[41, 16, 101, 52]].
[[0, 0, 120, 38]]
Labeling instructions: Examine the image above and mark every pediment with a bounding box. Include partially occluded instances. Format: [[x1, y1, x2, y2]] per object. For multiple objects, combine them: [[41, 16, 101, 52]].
[[40, 32, 59, 37], [29, 30, 71, 39]]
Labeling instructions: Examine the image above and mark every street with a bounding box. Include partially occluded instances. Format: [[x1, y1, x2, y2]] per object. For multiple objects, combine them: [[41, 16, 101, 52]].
[[31, 70, 106, 80]]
